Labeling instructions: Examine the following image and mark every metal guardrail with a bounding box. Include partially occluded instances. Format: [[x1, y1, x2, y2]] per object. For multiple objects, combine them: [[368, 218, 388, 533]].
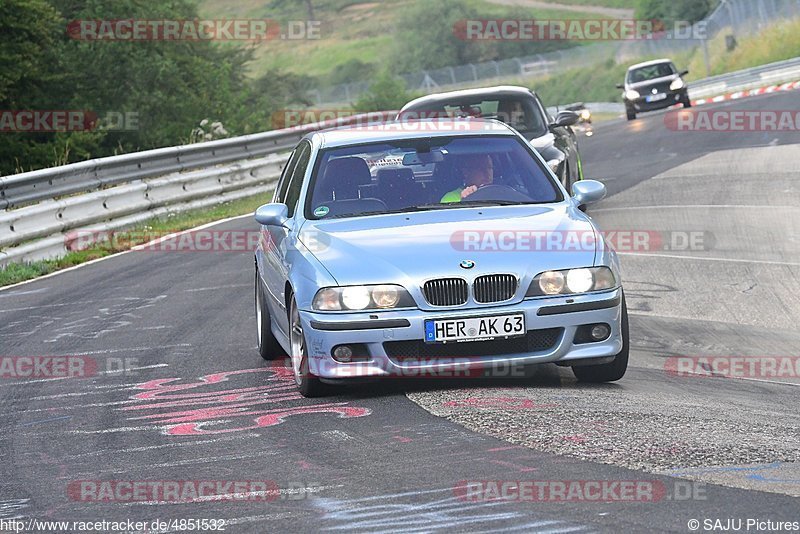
[[0, 112, 396, 266], [0, 112, 396, 210], [688, 56, 800, 99]]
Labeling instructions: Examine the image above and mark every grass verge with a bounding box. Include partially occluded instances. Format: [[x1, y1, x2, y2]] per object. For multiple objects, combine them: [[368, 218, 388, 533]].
[[0, 192, 271, 288]]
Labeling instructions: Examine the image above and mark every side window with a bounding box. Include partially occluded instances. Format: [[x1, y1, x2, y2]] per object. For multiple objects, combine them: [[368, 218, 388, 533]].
[[284, 142, 311, 217], [534, 95, 553, 124], [274, 145, 301, 203]]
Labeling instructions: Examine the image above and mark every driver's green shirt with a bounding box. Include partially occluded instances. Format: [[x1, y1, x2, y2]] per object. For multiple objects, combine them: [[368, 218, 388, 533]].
[[440, 188, 464, 203]]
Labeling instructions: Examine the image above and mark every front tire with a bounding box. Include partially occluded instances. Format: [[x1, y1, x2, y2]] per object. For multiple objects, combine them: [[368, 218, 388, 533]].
[[681, 93, 692, 108], [289, 298, 326, 397], [626, 107, 636, 121], [256, 269, 286, 361], [572, 293, 629, 383]]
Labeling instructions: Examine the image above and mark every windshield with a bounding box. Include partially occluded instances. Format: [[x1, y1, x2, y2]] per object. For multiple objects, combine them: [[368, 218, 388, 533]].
[[400, 97, 547, 137], [305, 136, 562, 220], [627, 62, 676, 83]]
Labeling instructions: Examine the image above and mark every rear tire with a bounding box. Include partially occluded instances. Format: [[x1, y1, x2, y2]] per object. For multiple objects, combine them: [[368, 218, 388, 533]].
[[256, 269, 287, 361], [572, 292, 629, 383]]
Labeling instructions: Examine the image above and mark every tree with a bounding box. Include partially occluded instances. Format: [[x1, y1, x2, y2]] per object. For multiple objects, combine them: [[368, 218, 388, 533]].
[[353, 71, 412, 112], [0, 0, 311, 175], [636, 0, 719, 25]]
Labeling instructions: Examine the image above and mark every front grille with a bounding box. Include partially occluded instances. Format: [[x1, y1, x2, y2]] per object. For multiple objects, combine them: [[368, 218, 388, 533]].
[[384, 328, 563, 361], [423, 278, 468, 306], [473, 274, 517, 303]]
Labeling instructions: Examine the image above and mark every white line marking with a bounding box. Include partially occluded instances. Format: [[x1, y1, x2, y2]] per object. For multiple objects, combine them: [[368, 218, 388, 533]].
[[2, 400, 139, 415], [0, 295, 168, 313], [184, 284, 250, 292], [0, 213, 253, 293], [117, 485, 344, 506], [65, 433, 259, 458], [99, 364, 168, 375], [619, 252, 800, 267], [77, 344, 192, 355], [67, 426, 163, 434], [0, 287, 50, 298]]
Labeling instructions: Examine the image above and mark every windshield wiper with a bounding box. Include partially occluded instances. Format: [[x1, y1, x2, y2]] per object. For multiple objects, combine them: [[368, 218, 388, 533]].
[[459, 200, 535, 206]]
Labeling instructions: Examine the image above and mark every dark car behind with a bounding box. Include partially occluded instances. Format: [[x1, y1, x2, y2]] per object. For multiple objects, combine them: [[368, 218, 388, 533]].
[[398, 86, 584, 190], [617, 59, 691, 120]]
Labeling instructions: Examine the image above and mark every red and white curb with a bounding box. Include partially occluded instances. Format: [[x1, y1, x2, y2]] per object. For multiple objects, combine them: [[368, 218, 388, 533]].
[[691, 80, 800, 106]]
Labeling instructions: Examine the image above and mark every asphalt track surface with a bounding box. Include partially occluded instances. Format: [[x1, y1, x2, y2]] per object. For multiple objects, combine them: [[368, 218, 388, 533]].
[[1, 91, 798, 533]]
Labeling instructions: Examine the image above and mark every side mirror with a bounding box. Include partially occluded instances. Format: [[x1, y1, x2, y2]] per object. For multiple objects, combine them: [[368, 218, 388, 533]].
[[571, 180, 606, 207], [680, 69, 689, 76], [255, 203, 289, 226], [551, 110, 580, 129], [615, 83, 624, 89]]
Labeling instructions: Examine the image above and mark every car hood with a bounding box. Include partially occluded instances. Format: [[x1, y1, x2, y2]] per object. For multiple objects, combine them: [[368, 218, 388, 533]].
[[300, 204, 599, 288]]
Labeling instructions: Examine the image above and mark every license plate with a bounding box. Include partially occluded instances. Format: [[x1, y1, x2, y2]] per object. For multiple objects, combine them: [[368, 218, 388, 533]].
[[424, 313, 525, 343], [646, 93, 667, 102]]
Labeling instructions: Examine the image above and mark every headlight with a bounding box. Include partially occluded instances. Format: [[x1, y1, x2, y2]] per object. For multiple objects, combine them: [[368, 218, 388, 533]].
[[538, 270, 566, 295], [670, 78, 685, 90], [312, 285, 414, 311], [341, 286, 370, 310], [371, 285, 399, 308], [625, 89, 640, 100], [527, 267, 617, 297], [566, 268, 593, 293], [580, 109, 591, 121]]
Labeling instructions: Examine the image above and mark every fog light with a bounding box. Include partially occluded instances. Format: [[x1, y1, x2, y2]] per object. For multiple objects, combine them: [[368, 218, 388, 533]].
[[574, 323, 611, 344], [591, 324, 610, 341], [333, 345, 353, 363]]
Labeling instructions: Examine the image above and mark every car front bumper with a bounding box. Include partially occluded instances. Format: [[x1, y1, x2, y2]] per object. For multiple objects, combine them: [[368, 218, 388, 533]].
[[627, 89, 688, 112], [299, 288, 624, 379]]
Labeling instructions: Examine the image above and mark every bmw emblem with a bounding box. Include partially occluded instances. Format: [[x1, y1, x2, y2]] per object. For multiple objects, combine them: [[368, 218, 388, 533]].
[[460, 260, 475, 269]]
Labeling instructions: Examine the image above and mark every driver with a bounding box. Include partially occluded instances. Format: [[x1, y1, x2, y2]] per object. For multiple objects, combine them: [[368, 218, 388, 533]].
[[441, 154, 494, 203]]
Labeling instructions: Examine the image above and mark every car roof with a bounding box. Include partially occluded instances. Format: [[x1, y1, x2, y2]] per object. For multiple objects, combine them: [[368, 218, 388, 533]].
[[400, 85, 536, 111], [627, 58, 674, 71], [305, 119, 518, 149]]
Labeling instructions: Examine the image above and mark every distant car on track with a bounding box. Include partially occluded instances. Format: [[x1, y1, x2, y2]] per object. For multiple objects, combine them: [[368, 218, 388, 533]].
[[618, 58, 691, 120], [254, 120, 628, 396], [398, 86, 584, 191]]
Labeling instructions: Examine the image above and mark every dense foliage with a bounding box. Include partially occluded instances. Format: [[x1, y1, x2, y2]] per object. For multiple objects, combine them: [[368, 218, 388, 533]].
[[0, 0, 311, 175], [635, 0, 719, 26]]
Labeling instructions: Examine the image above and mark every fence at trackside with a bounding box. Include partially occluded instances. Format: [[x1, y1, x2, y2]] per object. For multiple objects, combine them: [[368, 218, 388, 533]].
[[310, 0, 800, 106], [0, 112, 396, 267]]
